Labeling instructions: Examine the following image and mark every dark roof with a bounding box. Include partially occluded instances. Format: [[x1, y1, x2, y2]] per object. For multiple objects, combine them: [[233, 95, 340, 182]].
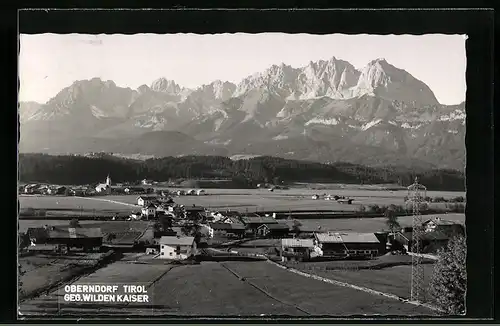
[[423, 217, 461, 226], [27, 227, 49, 239], [398, 230, 450, 242], [144, 203, 157, 209], [241, 216, 278, 225], [160, 235, 194, 246], [137, 195, 157, 199], [47, 227, 103, 239], [28, 244, 58, 251], [258, 223, 289, 230], [185, 206, 205, 212], [315, 232, 380, 244], [210, 222, 246, 230]]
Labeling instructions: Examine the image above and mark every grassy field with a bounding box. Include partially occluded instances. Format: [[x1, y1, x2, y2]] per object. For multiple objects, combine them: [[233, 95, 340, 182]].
[[19, 252, 111, 301], [19, 220, 150, 234], [291, 213, 465, 233], [287, 258, 437, 302], [19, 195, 137, 212], [19, 259, 436, 317], [20, 187, 465, 215]]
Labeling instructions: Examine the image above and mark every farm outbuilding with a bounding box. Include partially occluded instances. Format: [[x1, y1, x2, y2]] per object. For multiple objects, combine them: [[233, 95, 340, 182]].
[[159, 235, 196, 260], [207, 222, 245, 239], [28, 227, 103, 251], [256, 223, 290, 238], [314, 232, 383, 258], [280, 238, 315, 262]]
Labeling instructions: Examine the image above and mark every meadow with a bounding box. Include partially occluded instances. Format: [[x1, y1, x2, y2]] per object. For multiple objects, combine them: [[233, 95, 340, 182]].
[[19, 260, 437, 317], [20, 186, 465, 215]]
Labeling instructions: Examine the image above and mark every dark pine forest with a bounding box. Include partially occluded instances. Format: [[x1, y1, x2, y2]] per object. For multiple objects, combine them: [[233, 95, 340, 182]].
[[18, 153, 465, 191]]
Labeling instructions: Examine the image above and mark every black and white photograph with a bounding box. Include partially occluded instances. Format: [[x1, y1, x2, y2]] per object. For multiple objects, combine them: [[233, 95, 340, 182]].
[[18, 27, 469, 318]]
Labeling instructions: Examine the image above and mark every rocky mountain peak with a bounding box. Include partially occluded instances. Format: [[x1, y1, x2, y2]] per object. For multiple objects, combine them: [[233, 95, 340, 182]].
[[150, 78, 181, 94]]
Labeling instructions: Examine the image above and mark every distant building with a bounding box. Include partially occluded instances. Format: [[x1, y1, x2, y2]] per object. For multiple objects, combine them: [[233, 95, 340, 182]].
[[159, 235, 196, 260], [207, 222, 246, 239], [141, 203, 157, 219], [281, 238, 315, 262], [422, 217, 464, 235], [184, 206, 205, 220], [27, 226, 103, 251], [314, 232, 383, 258], [95, 174, 112, 194], [256, 223, 289, 238], [186, 189, 196, 196], [137, 195, 158, 207], [196, 189, 206, 196]]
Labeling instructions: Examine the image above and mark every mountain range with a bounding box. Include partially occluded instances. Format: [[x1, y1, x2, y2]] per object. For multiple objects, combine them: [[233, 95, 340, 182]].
[[19, 57, 466, 170]]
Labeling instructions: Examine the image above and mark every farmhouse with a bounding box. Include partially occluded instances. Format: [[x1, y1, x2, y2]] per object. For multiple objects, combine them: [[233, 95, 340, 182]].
[[207, 222, 246, 239], [422, 217, 465, 235], [394, 230, 455, 254], [184, 206, 205, 220], [137, 195, 158, 207], [280, 238, 315, 262], [256, 223, 290, 238], [28, 226, 103, 251], [187, 189, 196, 196], [141, 203, 157, 219], [314, 232, 383, 258], [196, 189, 206, 196], [159, 235, 196, 260], [240, 216, 277, 235]]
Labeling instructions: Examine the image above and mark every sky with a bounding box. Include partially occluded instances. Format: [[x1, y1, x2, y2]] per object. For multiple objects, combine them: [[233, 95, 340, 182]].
[[18, 33, 467, 105]]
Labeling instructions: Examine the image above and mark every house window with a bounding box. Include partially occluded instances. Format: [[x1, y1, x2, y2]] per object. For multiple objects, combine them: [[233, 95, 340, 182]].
[[169, 252, 172, 256], [161, 252, 164, 255], [161, 245, 164, 249]]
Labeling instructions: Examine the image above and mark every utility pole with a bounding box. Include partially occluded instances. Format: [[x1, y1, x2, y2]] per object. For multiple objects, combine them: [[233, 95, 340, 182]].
[[407, 176, 427, 302]]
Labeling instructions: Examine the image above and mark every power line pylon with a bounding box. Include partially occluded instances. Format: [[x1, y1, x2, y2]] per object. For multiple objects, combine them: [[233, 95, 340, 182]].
[[407, 176, 427, 302]]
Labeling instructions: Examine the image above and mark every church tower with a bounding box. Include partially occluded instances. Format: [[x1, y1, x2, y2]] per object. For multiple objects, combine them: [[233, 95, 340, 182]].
[[106, 174, 111, 187]]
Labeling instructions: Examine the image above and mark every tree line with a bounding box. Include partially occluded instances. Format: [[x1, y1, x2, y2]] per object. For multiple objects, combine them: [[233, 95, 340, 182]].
[[18, 153, 465, 191]]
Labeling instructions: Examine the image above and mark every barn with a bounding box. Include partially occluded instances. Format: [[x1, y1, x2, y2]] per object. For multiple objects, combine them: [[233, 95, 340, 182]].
[[314, 232, 383, 258]]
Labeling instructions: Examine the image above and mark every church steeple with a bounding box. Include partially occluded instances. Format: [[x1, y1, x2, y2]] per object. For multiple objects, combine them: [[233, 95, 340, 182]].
[[106, 174, 111, 186]]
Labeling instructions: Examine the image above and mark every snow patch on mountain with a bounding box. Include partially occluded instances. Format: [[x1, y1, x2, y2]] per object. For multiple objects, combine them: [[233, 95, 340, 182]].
[[305, 117, 339, 126], [90, 105, 108, 119], [361, 119, 382, 131], [438, 109, 466, 121]]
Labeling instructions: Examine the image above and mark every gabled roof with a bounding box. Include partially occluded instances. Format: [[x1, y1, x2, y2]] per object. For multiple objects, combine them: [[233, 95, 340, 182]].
[[209, 222, 246, 230], [315, 232, 380, 244], [258, 223, 289, 230], [185, 206, 205, 212], [423, 217, 459, 226], [160, 235, 195, 246], [143, 203, 157, 209], [47, 227, 103, 239], [282, 238, 314, 248], [137, 195, 157, 200], [241, 216, 277, 225]]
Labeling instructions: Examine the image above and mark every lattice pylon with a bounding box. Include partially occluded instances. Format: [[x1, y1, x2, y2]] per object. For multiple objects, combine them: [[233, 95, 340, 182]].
[[407, 177, 427, 302]]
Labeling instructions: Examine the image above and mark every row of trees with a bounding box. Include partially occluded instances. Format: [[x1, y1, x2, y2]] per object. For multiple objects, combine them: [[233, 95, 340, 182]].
[[19, 153, 465, 191]]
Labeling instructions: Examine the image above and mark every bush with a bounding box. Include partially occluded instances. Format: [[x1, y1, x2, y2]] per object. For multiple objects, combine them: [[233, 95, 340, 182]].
[[429, 235, 466, 315], [432, 196, 447, 203], [358, 204, 366, 213]]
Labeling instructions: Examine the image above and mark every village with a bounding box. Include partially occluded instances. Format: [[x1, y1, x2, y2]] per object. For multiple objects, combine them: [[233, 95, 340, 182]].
[[18, 173, 466, 317], [19, 174, 464, 262]]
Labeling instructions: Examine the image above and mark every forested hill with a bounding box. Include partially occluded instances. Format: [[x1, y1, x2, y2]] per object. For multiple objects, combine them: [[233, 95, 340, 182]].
[[18, 153, 465, 191]]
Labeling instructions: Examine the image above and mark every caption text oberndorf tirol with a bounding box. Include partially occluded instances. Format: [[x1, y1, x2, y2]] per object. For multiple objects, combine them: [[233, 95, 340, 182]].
[[63, 285, 149, 303]]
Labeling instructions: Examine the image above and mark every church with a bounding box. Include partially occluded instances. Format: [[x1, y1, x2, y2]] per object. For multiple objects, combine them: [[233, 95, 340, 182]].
[[95, 174, 112, 195]]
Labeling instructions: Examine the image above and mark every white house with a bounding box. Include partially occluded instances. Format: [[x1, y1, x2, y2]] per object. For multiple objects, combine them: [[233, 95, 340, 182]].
[[141, 203, 157, 219], [159, 235, 196, 260], [312, 194, 319, 200], [137, 195, 157, 207], [187, 189, 196, 196], [196, 189, 206, 196]]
